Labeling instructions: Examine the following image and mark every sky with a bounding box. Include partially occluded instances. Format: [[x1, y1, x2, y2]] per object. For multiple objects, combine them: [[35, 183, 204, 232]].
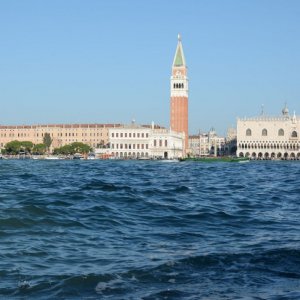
[[0, 0, 300, 135]]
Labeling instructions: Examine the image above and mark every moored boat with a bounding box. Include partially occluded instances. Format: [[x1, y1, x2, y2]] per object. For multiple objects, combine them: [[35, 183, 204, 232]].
[[45, 156, 61, 160], [137, 156, 151, 160]]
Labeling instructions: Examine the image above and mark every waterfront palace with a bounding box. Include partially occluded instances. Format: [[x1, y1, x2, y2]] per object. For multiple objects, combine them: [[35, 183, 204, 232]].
[[109, 122, 184, 159], [237, 105, 300, 159], [0, 124, 121, 150]]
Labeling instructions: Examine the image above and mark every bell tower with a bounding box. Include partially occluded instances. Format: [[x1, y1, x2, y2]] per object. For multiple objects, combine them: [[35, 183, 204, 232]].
[[170, 34, 189, 151]]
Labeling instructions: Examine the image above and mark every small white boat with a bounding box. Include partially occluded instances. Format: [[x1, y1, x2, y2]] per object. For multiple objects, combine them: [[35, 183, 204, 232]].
[[45, 156, 60, 160], [32, 156, 44, 160], [160, 158, 179, 162], [238, 160, 250, 163]]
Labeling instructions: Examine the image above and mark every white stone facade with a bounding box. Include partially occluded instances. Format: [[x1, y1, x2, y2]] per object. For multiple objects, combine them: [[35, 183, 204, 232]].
[[109, 124, 184, 159], [237, 107, 300, 159], [189, 129, 225, 157]]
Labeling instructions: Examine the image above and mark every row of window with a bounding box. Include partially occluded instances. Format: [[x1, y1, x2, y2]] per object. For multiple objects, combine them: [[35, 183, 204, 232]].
[[246, 128, 298, 137], [0, 132, 105, 138], [57, 139, 95, 143], [112, 152, 149, 157], [111, 143, 149, 150], [239, 143, 300, 150], [173, 83, 184, 89], [1, 133, 31, 138], [0, 129, 109, 134], [239, 152, 300, 158], [240, 140, 299, 144], [56, 133, 103, 137], [0, 127, 108, 131], [111, 140, 169, 149], [111, 132, 149, 138], [153, 140, 168, 147]]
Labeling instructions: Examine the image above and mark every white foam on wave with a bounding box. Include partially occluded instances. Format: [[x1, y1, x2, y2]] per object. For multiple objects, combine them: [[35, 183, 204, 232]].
[[95, 276, 124, 294]]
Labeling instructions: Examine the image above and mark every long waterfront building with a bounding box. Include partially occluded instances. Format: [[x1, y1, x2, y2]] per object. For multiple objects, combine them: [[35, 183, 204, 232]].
[[0, 123, 121, 150]]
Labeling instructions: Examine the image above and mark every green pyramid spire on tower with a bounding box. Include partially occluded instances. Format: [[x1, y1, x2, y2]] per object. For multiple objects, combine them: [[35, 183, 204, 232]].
[[173, 34, 186, 67]]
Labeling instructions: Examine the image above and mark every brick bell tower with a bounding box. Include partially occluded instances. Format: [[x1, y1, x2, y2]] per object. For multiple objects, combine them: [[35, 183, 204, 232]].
[[170, 34, 189, 152]]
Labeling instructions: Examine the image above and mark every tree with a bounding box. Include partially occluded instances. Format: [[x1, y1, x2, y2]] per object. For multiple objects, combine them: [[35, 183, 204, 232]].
[[4, 140, 22, 155], [71, 142, 92, 154], [32, 143, 47, 155], [21, 141, 34, 153], [53, 142, 92, 155], [4, 140, 33, 155], [43, 133, 52, 151], [53, 144, 73, 155]]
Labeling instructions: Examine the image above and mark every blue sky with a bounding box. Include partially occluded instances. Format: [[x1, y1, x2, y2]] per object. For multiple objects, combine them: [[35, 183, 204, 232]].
[[0, 0, 299, 135]]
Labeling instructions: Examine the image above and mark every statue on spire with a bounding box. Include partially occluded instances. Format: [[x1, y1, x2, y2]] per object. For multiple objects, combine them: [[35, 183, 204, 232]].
[[282, 102, 289, 117]]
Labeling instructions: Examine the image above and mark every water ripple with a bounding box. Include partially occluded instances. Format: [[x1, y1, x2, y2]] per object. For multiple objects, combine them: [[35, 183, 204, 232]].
[[0, 160, 300, 299]]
